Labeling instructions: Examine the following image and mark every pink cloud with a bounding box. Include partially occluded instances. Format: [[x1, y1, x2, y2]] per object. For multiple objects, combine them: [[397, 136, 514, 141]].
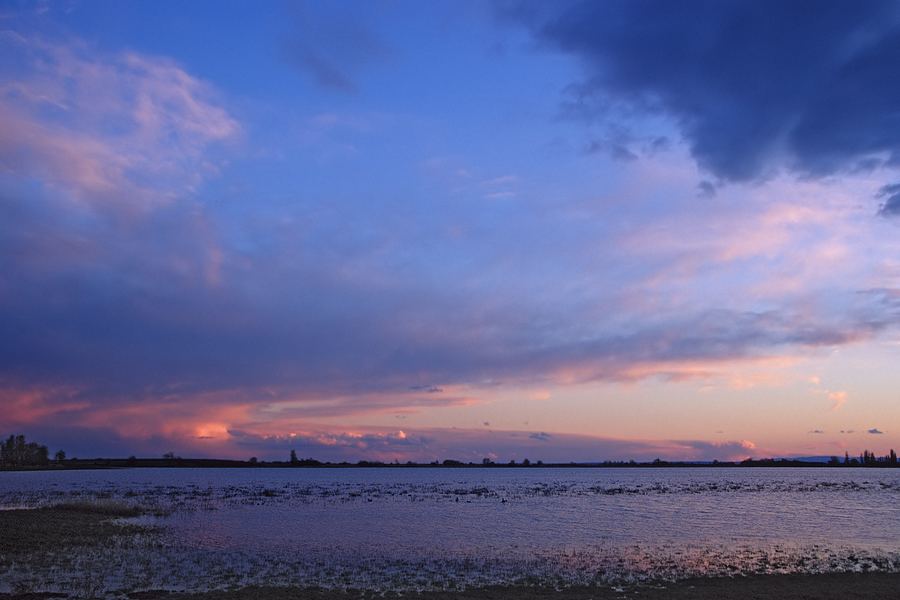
[[0, 378, 767, 463], [828, 391, 848, 412], [225, 426, 763, 464], [0, 381, 90, 426], [809, 380, 850, 412], [0, 33, 239, 217]]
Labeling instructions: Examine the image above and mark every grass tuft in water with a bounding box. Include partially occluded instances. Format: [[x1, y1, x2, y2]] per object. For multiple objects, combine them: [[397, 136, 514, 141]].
[[49, 498, 145, 518]]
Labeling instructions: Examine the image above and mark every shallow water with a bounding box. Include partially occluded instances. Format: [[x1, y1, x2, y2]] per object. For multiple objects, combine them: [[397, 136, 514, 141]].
[[2, 467, 899, 593]]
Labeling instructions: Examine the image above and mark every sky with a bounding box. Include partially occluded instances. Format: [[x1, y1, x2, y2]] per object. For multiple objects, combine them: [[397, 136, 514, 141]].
[[2, 0, 900, 464]]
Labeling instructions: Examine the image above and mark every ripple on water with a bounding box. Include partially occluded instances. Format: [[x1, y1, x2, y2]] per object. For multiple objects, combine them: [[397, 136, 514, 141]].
[[1, 467, 899, 594]]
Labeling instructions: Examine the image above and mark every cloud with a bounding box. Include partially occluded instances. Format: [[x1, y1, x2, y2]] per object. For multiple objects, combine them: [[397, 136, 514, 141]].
[[410, 385, 443, 393], [199, 425, 763, 463], [697, 181, 717, 198], [0, 242, 886, 424], [0, 33, 239, 217], [828, 391, 848, 412], [0, 378, 766, 462], [810, 380, 850, 413], [280, 1, 393, 93], [868, 428, 884, 434], [5, 9, 900, 464], [515, 0, 900, 182], [2, 157, 893, 451], [668, 439, 758, 462], [231, 429, 416, 455], [876, 183, 900, 217], [809, 430, 825, 434]]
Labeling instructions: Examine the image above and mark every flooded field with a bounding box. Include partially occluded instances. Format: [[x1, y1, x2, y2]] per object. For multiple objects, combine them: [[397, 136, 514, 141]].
[[2, 467, 900, 595]]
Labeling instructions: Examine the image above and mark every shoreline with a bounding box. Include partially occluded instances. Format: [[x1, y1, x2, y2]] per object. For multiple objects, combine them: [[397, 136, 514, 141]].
[[6, 458, 899, 470], [2, 573, 899, 600]]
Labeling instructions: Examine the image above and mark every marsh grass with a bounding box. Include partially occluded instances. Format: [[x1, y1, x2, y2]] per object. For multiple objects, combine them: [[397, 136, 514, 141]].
[[0, 501, 160, 557], [0, 500, 171, 598], [48, 497, 174, 518], [49, 498, 145, 518]]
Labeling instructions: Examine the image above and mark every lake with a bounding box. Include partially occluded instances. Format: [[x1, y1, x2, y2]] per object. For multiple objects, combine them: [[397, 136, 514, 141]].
[[2, 467, 900, 592]]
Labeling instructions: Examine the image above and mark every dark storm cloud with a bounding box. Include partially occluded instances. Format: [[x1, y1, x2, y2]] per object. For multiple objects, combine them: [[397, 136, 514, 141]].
[[515, 0, 900, 182]]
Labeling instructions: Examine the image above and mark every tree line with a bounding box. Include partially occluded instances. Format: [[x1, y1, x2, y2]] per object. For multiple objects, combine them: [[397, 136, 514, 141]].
[[832, 449, 899, 466], [4, 433, 900, 469], [0, 434, 50, 468]]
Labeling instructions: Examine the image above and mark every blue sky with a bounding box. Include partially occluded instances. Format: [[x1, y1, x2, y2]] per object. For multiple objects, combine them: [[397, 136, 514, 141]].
[[2, 0, 900, 463]]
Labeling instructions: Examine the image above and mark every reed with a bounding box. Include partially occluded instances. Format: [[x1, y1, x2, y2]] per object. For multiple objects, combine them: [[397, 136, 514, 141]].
[[45, 497, 173, 517], [49, 498, 144, 517]]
